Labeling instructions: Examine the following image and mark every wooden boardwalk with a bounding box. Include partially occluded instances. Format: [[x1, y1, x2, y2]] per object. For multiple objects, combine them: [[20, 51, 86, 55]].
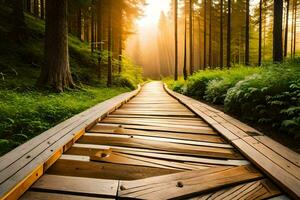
[[1, 82, 299, 200]]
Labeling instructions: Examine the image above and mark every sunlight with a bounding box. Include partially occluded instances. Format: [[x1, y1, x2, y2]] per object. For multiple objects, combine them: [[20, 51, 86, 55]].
[[137, 0, 171, 28]]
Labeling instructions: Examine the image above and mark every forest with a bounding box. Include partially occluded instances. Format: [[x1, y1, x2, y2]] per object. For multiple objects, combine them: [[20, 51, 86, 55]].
[[0, 0, 299, 155]]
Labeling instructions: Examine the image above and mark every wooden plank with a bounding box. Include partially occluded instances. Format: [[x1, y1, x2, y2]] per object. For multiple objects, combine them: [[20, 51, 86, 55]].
[[67, 144, 250, 166], [113, 110, 196, 117], [101, 117, 208, 127], [89, 125, 224, 143], [118, 165, 263, 199], [190, 179, 281, 200], [47, 159, 179, 180], [90, 151, 204, 170], [78, 135, 243, 159], [92, 123, 217, 135], [243, 136, 300, 180], [108, 114, 202, 121], [255, 136, 300, 167], [232, 139, 300, 199], [30, 175, 118, 197], [21, 191, 112, 200], [84, 133, 232, 148]]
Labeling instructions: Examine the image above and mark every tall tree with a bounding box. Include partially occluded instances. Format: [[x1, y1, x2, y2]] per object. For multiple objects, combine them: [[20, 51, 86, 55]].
[[38, 0, 75, 91], [209, 0, 212, 68], [40, 0, 45, 19], [97, 0, 102, 78], [203, 0, 207, 69], [189, 0, 194, 74], [258, 0, 262, 66], [293, 0, 297, 58], [107, 0, 113, 87], [245, 0, 250, 65], [183, 0, 188, 80], [11, 0, 26, 42], [284, 0, 289, 57], [273, 0, 283, 62], [174, 0, 178, 80], [33, 0, 39, 17], [227, 0, 231, 68], [220, 0, 223, 69], [91, 0, 95, 53]]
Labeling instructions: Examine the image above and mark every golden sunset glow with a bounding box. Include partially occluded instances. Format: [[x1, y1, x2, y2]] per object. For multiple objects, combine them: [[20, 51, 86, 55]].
[[137, 0, 171, 28]]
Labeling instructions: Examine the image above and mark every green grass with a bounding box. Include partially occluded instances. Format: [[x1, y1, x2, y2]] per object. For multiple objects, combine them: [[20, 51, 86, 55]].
[[0, 86, 129, 155]]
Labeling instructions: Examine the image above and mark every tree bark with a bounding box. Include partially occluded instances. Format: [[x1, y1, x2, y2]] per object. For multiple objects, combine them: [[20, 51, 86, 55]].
[[203, 0, 207, 69], [220, 0, 223, 69], [107, 0, 113, 87], [40, 0, 44, 19], [38, 0, 75, 92], [33, 0, 39, 17], [284, 0, 289, 57], [183, 0, 188, 80], [189, 0, 194, 74], [227, 0, 231, 68], [273, 0, 283, 62], [174, 0, 178, 80], [293, 0, 297, 58], [209, 0, 212, 68], [97, 0, 102, 79], [245, 0, 250, 65], [258, 0, 262, 66], [12, 0, 26, 42]]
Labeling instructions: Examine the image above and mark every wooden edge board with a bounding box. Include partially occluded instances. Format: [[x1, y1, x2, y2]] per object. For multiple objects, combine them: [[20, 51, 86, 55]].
[[163, 84, 300, 199], [0, 86, 141, 200]]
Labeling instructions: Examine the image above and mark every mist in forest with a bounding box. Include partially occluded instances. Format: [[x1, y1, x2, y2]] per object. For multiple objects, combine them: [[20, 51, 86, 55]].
[[126, 0, 300, 79]]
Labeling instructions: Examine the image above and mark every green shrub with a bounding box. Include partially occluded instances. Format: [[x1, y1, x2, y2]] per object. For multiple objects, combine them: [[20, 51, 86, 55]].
[[204, 67, 262, 104], [224, 62, 300, 137]]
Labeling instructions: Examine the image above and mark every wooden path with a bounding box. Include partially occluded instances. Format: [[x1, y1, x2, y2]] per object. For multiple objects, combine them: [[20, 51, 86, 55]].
[[0, 82, 299, 200]]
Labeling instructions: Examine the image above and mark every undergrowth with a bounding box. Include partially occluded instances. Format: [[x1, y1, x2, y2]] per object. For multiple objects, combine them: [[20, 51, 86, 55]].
[[165, 61, 300, 138]]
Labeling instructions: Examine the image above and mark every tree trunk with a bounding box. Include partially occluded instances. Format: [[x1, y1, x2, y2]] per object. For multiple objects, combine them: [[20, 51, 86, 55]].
[[203, 0, 207, 69], [220, 0, 223, 69], [273, 0, 283, 62], [76, 8, 82, 40], [97, 0, 102, 79], [293, 0, 297, 58], [174, 0, 178, 80], [26, 0, 31, 13], [38, 0, 74, 92], [33, 0, 38, 17], [107, 0, 112, 87], [284, 0, 289, 57], [12, 0, 26, 42], [40, 0, 44, 19], [258, 0, 262, 66], [245, 0, 250, 65], [227, 0, 231, 68], [209, 0, 212, 68], [183, 0, 188, 80], [189, 0, 194, 74], [118, 13, 123, 74], [91, 0, 95, 53]]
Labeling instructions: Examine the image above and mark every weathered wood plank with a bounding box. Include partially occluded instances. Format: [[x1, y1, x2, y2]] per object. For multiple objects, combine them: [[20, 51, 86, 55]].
[[47, 159, 179, 180], [118, 165, 263, 199], [190, 179, 281, 200], [31, 175, 118, 197], [20, 191, 112, 200], [78, 134, 242, 159]]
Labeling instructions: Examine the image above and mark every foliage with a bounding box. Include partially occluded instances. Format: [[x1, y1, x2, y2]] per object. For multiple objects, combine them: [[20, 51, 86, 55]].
[[113, 56, 143, 89], [165, 61, 300, 138]]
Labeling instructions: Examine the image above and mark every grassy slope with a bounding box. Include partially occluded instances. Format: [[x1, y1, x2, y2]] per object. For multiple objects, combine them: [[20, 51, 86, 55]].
[[0, 5, 130, 155]]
